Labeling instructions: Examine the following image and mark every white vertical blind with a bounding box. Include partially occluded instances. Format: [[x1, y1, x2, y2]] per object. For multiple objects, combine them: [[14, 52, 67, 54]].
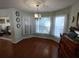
[[54, 16, 66, 37], [35, 17, 51, 34]]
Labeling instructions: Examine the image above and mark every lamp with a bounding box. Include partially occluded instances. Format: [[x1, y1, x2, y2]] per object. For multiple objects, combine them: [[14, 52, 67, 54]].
[[34, 4, 41, 19]]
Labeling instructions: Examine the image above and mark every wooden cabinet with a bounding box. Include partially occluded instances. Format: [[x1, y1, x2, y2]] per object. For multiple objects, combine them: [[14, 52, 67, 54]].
[[58, 35, 79, 58]]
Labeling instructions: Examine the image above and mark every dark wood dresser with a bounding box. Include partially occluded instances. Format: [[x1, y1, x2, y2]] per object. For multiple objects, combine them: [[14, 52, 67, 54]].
[[58, 35, 79, 58]]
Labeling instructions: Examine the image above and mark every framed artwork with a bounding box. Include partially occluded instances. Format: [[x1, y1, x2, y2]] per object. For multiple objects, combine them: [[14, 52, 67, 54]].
[[17, 24, 20, 28], [72, 16, 75, 23], [76, 12, 79, 28], [16, 17, 20, 22], [15, 11, 20, 16]]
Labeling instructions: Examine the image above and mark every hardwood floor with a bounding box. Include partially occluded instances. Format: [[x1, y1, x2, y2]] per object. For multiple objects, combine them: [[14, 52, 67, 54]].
[[0, 37, 58, 58], [0, 39, 13, 58]]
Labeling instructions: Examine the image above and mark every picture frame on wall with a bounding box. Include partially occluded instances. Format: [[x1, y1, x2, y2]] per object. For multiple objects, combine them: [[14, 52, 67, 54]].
[[72, 16, 75, 23], [76, 12, 79, 28], [16, 17, 20, 22]]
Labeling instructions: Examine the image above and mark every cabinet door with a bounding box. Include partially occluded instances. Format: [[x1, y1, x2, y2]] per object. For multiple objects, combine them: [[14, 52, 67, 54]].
[[59, 36, 76, 57]]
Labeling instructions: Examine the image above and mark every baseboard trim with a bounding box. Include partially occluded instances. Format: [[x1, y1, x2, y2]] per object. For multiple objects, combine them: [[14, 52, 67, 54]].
[[0, 35, 60, 44]]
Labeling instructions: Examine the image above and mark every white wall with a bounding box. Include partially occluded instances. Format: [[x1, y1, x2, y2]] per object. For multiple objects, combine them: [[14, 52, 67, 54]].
[[0, 9, 10, 16], [69, 1, 79, 27], [12, 9, 35, 43]]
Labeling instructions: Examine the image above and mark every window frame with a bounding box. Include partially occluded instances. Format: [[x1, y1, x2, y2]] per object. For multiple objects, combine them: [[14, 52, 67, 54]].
[[53, 14, 67, 38], [35, 17, 51, 34]]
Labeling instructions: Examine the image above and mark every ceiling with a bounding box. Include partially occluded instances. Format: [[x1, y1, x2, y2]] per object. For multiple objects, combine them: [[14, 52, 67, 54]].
[[0, 0, 78, 12]]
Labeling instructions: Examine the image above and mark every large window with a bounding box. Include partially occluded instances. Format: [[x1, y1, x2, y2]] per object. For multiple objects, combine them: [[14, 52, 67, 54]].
[[54, 15, 66, 37], [36, 17, 51, 34]]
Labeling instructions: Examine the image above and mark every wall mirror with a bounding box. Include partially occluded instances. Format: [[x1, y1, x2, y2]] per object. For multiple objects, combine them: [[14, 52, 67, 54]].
[[16, 17, 20, 22], [17, 24, 20, 28]]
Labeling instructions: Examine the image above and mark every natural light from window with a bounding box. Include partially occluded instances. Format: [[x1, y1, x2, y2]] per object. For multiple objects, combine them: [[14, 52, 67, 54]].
[[54, 16, 65, 38], [36, 17, 51, 34]]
